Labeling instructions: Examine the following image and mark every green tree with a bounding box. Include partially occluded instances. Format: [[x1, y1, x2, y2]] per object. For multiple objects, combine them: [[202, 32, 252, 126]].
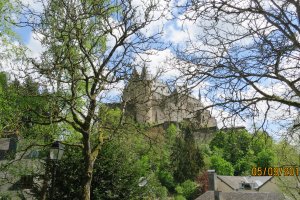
[[274, 140, 300, 199], [33, 114, 168, 199], [175, 180, 199, 200], [211, 130, 251, 165], [234, 156, 254, 176], [251, 132, 274, 155], [210, 155, 234, 176], [209, 129, 275, 175], [0, 0, 24, 72], [210, 129, 253, 175], [0, 0, 16, 46], [255, 149, 275, 168], [0, 74, 61, 199], [24, 0, 164, 199], [172, 127, 205, 183], [209, 131, 226, 150], [0, 73, 53, 139], [0, 73, 17, 133]]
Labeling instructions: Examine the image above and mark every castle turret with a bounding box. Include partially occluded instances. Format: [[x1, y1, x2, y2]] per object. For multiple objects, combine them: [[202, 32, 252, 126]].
[[198, 89, 201, 101], [132, 67, 139, 80], [141, 65, 151, 80]]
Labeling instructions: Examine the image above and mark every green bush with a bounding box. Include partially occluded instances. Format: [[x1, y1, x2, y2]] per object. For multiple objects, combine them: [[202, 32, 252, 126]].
[[181, 180, 199, 200], [152, 185, 168, 200], [210, 155, 234, 175], [175, 195, 186, 200], [255, 149, 274, 168], [175, 185, 184, 194], [175, 180, 199, 200], [235, 158, 253, 175], [158, 170, 176, 191]]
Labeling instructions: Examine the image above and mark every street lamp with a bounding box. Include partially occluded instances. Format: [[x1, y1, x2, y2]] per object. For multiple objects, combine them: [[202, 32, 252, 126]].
[[49, 141, 64, 160], [49, 141, 64, 199], [138, 177, 148, 187], [138, 177, 148, 199]]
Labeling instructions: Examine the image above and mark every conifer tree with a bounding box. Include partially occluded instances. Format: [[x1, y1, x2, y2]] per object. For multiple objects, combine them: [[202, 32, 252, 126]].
[[172, 127, 204, 183]]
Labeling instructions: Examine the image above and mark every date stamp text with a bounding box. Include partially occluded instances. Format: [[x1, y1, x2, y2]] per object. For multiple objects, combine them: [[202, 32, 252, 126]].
[[251, 167, 299, 176]]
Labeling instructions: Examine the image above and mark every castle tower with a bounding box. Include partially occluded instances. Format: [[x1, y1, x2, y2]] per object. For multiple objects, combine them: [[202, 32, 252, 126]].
[[132, 67, 139, 80], [123, 66, 153, 123]]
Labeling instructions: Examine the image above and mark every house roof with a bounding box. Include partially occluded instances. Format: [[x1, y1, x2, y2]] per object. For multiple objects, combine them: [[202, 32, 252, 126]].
[[195, 191, 286, 200], [217, 175, 273, 190]]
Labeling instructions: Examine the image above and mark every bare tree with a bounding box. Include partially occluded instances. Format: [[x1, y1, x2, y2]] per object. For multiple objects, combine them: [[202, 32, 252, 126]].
[[173, 0, 300, 132], [21, 0, 165, 199]]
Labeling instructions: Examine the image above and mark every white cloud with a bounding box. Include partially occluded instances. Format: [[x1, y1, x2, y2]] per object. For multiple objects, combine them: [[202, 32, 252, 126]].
[[130, 0, 174, 37], [101, 81, 125, 103], [134, 49, 179, 80], [164, 23, 189, 45], [26, 32, 45, 59], [21, 0, 45, 13]]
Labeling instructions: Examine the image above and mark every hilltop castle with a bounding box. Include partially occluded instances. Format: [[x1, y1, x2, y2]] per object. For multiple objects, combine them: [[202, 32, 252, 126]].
[[123, 67, 217, 130]]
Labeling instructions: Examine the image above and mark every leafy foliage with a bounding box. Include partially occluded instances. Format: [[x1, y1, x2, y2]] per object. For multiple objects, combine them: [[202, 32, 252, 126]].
[[210, 155, 234, 176], [209, 129, 275, 175], [172, 127, 205, 183], [23, 0, 166, 198], [35, 120, 169, 199], [255, 149, 275, 168], [0, 73, 54, 138], [175, 180, 199, 200]]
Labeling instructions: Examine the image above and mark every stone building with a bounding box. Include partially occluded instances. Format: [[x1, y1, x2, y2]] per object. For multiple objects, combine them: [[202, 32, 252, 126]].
[[123, 67, 217, 130]]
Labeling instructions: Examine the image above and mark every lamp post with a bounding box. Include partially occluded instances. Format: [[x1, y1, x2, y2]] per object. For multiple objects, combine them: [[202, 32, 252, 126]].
[[50, 141, 64, 160], [49, 141, 64, 199]]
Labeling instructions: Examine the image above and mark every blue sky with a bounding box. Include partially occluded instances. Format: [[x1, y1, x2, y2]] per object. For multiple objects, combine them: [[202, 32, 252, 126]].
[[15, 26, 31, 44], [6, 0, 299, 137]]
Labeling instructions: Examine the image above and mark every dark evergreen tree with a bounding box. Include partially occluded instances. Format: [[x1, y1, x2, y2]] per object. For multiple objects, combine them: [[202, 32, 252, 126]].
[[172, 127, 205, 183]]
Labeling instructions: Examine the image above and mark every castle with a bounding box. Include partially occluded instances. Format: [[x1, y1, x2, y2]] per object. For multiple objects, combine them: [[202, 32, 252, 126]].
[[123, 67, 217, 130]]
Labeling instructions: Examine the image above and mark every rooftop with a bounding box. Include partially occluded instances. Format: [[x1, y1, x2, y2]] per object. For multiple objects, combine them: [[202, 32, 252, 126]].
[[195, 191, 286, 200], [217, 175, 273, 190]]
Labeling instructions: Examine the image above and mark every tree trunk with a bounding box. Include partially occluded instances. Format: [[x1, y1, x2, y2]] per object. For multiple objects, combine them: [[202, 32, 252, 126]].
[[82, 133, 95, 200], [82, 161, 93, 200], [82, 133, 94, 200]]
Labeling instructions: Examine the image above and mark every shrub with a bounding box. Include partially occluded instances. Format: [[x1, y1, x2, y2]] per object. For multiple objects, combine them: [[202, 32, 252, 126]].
[[158, 170, 176, 191], [180, 180, 199, 200], [175, 180, 199, 200], [210, 155, 234, 175], [175, 195, 186, 200]]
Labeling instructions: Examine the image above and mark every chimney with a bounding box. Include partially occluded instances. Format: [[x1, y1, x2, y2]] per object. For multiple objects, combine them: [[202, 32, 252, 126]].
[[214, 191, 220, 200], [208, 170, 217, 191]]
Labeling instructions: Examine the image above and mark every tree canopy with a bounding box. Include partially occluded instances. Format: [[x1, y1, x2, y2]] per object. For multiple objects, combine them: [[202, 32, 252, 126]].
[[209, 129, 275, 175], [1, 0, 300, 199], [21, 0, 165, 199], [174, 0, 300, 134]]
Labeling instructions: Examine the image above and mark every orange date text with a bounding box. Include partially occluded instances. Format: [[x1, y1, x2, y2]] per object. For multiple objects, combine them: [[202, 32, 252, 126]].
[[251, 167, 299, 176]]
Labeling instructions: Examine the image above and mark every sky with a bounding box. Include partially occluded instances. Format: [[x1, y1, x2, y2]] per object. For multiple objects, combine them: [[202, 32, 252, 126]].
[[2, 0, 299, 138]]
